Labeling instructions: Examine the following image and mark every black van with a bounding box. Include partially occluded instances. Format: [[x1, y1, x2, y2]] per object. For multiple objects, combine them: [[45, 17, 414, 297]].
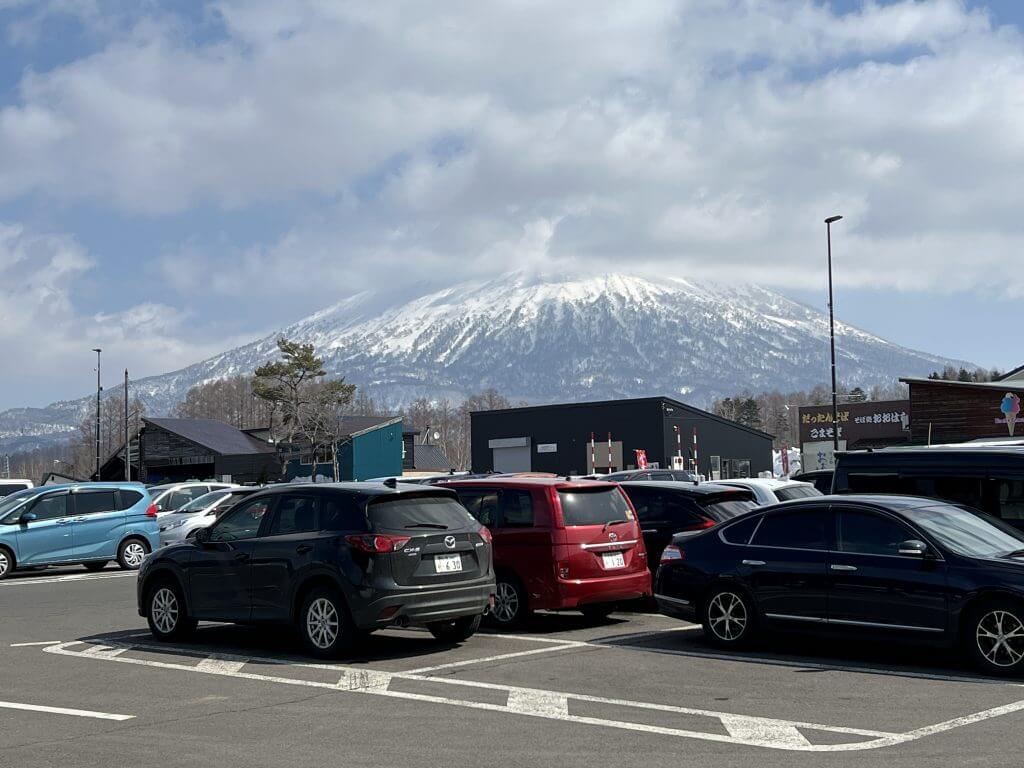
[[833, 446, 1024, 528]]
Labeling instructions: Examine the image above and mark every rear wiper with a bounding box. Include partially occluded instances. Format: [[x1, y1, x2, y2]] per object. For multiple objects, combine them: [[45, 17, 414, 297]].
[[404, 522, 449, 530], [603, 520, 630, 532]]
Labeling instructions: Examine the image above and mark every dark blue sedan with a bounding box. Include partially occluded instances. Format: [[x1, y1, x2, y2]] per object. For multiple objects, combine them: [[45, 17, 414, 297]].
[[655, 495, 1024, 676]]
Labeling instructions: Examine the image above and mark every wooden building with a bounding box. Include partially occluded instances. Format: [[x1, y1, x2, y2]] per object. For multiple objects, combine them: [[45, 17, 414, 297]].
[[901, 377, 1024, 445]]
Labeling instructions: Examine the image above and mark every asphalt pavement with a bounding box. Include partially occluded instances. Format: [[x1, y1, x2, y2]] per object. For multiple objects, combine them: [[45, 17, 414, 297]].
[[2, 564, 1024, 767]]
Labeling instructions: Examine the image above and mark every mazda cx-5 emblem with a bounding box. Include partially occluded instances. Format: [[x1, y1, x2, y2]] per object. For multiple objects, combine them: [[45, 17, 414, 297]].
[[444, 535, 457, 549], [608, 532, 618, 542]]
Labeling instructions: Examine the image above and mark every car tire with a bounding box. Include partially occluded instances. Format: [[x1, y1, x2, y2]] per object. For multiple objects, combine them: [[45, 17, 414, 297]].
[[428, 614, 482, 643], [488, 575, 529, 629], [701, 585, 756, 649], [145, 580, 196, 642], [965, 599, 1024, 677], [580, 603, 615, 621], [298, 587, 356, 659], [83, 561, 107, 572], [0, 546, 14, 581], [117, 538, 149, 570]]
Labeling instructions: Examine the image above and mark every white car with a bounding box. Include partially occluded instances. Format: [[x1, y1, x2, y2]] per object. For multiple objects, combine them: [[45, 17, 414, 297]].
[[0, 479, 33, 498], [718, 478, 821, 506], [158, 488, 257, 546], [148, 481, 239, 516]]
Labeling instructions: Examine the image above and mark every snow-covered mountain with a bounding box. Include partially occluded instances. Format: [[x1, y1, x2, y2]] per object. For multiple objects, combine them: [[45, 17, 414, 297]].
[[0, 272, 968, 452]]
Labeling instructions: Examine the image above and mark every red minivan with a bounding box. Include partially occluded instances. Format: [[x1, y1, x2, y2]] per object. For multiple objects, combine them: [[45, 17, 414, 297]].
[[441, 478, 652, 626]]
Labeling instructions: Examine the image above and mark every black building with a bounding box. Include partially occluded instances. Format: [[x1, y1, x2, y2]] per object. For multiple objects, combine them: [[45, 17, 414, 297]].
[[471, 396, 773, 478], [99, 417, 280, 484]]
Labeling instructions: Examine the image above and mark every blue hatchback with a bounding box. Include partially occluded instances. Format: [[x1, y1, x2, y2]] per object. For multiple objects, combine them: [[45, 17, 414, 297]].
[[0, 483, 159, 579]]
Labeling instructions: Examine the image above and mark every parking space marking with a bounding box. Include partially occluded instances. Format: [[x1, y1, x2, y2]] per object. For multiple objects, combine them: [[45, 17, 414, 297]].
[[43, 637, 1024, 751], [195, 655, 248, 673], [587, 640, 1003, 685], [403, 639, 586, 674], [0, 700, 133, 721], [10, 641, 62, 647], [0, 572, 134, 588]]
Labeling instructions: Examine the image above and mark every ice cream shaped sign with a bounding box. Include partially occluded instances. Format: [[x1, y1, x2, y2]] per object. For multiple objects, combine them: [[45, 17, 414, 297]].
[[998, 392, 1022, 436]]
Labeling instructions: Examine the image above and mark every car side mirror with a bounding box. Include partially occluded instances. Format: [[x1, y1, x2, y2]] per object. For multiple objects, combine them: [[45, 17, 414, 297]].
[[19, 511, 37, 524], [193, 527, 211, 543], [898, 539, 928, 557]]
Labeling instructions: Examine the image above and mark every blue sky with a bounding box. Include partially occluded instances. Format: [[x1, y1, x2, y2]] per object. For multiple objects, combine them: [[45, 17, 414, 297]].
[[0, 0, 1019, 409]]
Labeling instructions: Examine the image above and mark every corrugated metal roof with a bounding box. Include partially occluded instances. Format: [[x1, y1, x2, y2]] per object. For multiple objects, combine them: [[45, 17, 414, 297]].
[[413, 443, 455, 471]]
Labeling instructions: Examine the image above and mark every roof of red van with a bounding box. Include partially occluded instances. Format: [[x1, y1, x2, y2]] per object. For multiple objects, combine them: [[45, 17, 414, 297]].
[[438, 477, 615, 491]]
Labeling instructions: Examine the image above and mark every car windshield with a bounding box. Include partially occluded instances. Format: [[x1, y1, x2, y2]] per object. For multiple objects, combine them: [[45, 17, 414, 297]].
[[177, 490, 231, 514], [911, 504, 1024, 558], [700, 496, 760, 521], [558, 488, 631, 526], [0, 489, 37, 523]]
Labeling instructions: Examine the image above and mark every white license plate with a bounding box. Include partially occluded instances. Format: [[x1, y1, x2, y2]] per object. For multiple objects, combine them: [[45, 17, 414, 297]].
[[434, 553, 463, 573], [602, 552, 626, 569]]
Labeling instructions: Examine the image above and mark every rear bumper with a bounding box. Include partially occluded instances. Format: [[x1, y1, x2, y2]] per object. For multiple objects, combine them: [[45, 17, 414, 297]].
[[352, 577, 496, 629], [553, 570, 652, 609]]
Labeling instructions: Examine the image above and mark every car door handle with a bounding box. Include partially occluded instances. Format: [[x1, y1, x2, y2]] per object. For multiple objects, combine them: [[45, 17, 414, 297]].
[[295, 544, 313, 554], [55, 519, 72, 526], [72, 516, 88, 522], [641, 529, 657, 534], [234, 553, 250, 563], [830, 564, 858, 572], [742, 559, 766, 566]]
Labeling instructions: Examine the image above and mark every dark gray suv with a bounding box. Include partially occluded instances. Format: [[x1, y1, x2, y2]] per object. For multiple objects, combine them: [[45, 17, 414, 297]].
[[137, 482, 495, 657]]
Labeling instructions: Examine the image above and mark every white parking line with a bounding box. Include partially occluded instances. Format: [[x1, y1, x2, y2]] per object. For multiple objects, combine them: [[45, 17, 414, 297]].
[[10, 641, 62, 647], [403, 640, 586, 674], [42, 638, 1024, 751], [0, 572, 134, 587], [0, 700, 133, 721]]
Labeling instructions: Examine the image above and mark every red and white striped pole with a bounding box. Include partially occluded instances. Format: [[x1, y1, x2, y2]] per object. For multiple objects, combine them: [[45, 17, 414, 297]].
[[590, 432, 595, 474], [692, 427, 699, 475], [607, 432, 613, 472]]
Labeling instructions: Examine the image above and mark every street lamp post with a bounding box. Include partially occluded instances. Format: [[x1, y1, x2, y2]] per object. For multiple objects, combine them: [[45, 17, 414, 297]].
[[92, 348, 102, 480], [824, 216, 843, 455]]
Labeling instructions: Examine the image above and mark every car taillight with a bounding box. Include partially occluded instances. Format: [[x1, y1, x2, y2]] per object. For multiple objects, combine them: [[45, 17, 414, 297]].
[[145, 504, 158, 518], [661, 545, 684, 563], [683, 518, 716, 531], [556, 561, 570, 579], [478, 526, 493, 545], [345, 534, 412, 554]]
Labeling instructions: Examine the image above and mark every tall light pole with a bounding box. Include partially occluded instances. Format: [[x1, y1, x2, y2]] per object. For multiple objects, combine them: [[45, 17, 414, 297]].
[[92, 348, 102, 480], [824, 215, 843, 456]]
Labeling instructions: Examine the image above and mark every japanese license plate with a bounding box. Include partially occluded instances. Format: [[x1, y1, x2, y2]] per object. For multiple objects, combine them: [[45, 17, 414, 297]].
[[602, 552, 626, 569], [434, 553, 463, 573]]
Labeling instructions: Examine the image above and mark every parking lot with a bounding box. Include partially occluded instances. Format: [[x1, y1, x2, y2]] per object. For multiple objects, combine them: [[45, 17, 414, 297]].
[[2, 566, 1024, 767]]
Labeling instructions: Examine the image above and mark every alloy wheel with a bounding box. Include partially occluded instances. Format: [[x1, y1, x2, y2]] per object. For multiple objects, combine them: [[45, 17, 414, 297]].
[[123, 542, 146, 568], [492, 581, 519, 624], [307, 597, 340, 650], [976, 609, 1024, 668], [151, 587, 179, 634], [0, 551, 8, 577], [708, 591, 748, 642]]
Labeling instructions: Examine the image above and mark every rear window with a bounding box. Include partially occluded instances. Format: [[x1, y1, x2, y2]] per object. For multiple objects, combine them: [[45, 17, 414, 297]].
[[774, 485, 820, 502], [700, 496, 760, 521], [558, 488, 632, 527], [0, 483, 30, 497], [368, 495, 476, 531]]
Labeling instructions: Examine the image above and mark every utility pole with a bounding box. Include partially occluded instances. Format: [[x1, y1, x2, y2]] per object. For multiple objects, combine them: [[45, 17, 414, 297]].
[[824, 216, 843, 456], [124, 369, 130, 481], [92, 348, 102, 480]]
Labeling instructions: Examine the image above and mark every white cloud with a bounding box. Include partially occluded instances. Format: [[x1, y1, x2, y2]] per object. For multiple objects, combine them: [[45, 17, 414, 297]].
[[0, 222, 249, 401], [0, 0, 1022, 388]]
